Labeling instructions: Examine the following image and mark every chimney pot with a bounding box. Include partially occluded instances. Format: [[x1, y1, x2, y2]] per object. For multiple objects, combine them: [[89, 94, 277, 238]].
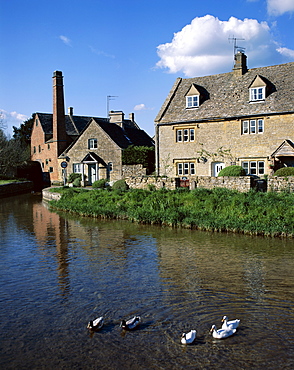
[[68, 107, 73, 116]]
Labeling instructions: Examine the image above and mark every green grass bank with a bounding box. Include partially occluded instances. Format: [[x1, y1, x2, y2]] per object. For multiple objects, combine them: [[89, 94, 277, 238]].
[[49, 187, 294, 237]]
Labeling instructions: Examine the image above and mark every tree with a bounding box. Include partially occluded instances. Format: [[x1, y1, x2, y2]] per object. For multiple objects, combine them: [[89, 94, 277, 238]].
[[13, 115, 35, 147]]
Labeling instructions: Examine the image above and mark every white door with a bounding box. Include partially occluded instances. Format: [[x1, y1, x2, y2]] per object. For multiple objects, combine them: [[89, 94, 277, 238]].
[[88, 164, 96, 185], [213, 162, 225, 177]]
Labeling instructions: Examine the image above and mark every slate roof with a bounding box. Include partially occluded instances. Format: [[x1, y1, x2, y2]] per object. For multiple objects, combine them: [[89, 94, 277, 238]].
[[36, 113, 108, 137], [94, 119, 154, 148], [155, 61, 294, 124], [36, 113, 154, 150]]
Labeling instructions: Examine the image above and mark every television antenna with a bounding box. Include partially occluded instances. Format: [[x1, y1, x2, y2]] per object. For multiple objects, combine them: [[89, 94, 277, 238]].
[[228, 36, 245, 56], [107, 95, 118, 117]]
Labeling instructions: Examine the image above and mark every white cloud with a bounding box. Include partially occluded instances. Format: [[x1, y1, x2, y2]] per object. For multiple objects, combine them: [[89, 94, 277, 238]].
[[267, 0, 294, 16], [89, 45, 115, 59], [0, 109, 28, 136], [277, 46, 294, 58], [134, 104, 147, 111], [59, 35, 72, 46], [156, 15, 284, 77]]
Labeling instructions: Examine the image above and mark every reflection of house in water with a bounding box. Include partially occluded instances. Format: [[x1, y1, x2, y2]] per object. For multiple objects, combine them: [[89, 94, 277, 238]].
[[33, 202, 70, 296]]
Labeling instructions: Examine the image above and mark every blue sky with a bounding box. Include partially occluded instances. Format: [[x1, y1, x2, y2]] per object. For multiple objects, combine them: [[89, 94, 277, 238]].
[[1, 0, 294, 137]]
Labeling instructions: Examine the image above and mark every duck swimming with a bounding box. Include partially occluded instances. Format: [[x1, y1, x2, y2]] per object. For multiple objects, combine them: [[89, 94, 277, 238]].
[[120, 316, 141, 330], [221, 316, 240, 330], [181, 329, 197, 344], [87, 316, 104, 331], [210, 324, 236, 339]]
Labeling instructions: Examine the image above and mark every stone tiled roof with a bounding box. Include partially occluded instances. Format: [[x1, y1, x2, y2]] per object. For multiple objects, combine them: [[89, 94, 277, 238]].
[[155, 61, 294, 124], [36, 113, 97, 136], [94, 119, 154, 148]]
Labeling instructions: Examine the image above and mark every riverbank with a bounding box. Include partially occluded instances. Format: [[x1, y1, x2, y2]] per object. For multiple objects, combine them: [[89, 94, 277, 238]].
[[47, 187, 294, 237], [0, 181, 33, 197]]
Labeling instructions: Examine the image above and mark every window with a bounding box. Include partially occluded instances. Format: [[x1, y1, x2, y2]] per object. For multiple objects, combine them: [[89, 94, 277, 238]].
[[108, 162, 113, 172], [250, 87, 265, 101], [38, 145, 41, 153], [36, 119, 38, 126], [33, 146, 36, 153], [177, 162, 196, 176], [49, 167, 53, 173], [48, 143, 50, 150], [176, 128, 195, 142], [73, 163, 82, 173], [45, 159, 49, 165], [242, 119, 264, 135], [186, 95, 199, 108], [242, 161, 265, 175], [88, 138, 97, 149], [190, 129, 195, 141]]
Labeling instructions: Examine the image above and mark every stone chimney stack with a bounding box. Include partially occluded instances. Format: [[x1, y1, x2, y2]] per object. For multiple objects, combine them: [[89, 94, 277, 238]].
[[68, 107, 73, 116], [233, 51, 248, 76], [52, 71, 67, 155], [129, 113, 135, 121]]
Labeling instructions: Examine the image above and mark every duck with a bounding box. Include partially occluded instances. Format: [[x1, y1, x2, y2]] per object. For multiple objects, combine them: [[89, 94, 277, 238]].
[[210, 324, 236, 339], [120, 316, 141, 330], [181, 329, 197, 344], [87, 316, 104, 330], [221, 316, 240, 330]]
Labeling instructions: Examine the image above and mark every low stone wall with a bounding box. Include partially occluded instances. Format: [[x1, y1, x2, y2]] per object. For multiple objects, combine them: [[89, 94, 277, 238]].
[[125, 175, 251, 192], [191, 176, 252, 192], [42, 187, 61, 201], [122, 164, 147, 178], [0, 181, 33, 197], [125, 176, 177, 190], [268, 176, 294, 192]]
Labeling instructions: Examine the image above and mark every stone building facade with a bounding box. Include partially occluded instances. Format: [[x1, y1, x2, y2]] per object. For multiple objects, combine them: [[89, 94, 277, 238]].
[[31, 71, 154, 185], [155, 52, 294, 179]]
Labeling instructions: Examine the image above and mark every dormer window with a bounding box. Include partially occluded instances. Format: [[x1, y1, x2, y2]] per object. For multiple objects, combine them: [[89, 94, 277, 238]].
[[186, 95, 199, 108], [249, 75, 267, 102], [250, 87, 265, 101], [185, 84, 201, 108]]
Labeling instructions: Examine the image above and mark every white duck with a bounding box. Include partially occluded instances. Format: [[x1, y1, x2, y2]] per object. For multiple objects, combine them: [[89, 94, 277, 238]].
[[210, 324, 236, 339], [120, 316, 141, 330], [87, 316, 104, 330], [221, 316, 240, 330], [181, 329, 197, 344]]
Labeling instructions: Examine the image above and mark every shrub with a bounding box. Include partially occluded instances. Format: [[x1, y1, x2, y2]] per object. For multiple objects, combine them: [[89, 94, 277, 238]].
[[112, 179, 129, 191], [273, 167, 294, 177], [73, 178, 81, 187], [68, 173, 81, 183], [218, 165, 246, 177], [92, 178, 108, 189]]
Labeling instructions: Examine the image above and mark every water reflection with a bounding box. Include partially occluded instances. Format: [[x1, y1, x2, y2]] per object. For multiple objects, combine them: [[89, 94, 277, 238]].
[[0, 194, 294, 369]]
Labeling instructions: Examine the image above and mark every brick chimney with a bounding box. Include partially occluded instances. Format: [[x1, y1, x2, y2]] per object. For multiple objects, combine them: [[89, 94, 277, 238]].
[[52, 71, 67, 155], [233, 51, 248, 76]]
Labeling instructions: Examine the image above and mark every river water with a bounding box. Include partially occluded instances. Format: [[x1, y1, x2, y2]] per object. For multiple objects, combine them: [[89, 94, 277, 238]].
[[0, 193, 294, 369]]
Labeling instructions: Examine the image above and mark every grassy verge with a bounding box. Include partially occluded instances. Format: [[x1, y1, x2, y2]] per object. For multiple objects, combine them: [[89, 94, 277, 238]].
[[49, 187, 294, 237]]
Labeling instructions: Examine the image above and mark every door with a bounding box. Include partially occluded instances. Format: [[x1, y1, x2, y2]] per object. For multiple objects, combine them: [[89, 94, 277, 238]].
[[212, 162, 225, 177], [88, 164, 97, 185]]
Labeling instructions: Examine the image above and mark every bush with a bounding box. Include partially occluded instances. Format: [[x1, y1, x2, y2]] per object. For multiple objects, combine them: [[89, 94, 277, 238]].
[[218, 165, 246, 177], [73, 178, 81, 187], [273, 167, 294, 177], [68, 173, 82, 183], [92, 179, 108, 189], [112, 179, 129, 191]]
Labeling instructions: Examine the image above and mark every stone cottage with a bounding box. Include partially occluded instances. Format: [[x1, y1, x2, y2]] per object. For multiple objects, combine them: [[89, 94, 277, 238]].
[[155, 52, 294, 179], [31, 71, 154, 185]]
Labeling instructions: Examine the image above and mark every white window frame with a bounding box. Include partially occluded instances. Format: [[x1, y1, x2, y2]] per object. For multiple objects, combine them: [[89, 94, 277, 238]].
[[88, 138, 98, 149], [183, 129, 189, 142], [242, 161, 265, 175], [250, 87, 265, 101], [190, 129, 195, 141], [176, 129, 182, 142], [186, 95, 199, 108], [177, 162, 196, 176], [242, 119, 264, 135], [73, 163, 82, 173]]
